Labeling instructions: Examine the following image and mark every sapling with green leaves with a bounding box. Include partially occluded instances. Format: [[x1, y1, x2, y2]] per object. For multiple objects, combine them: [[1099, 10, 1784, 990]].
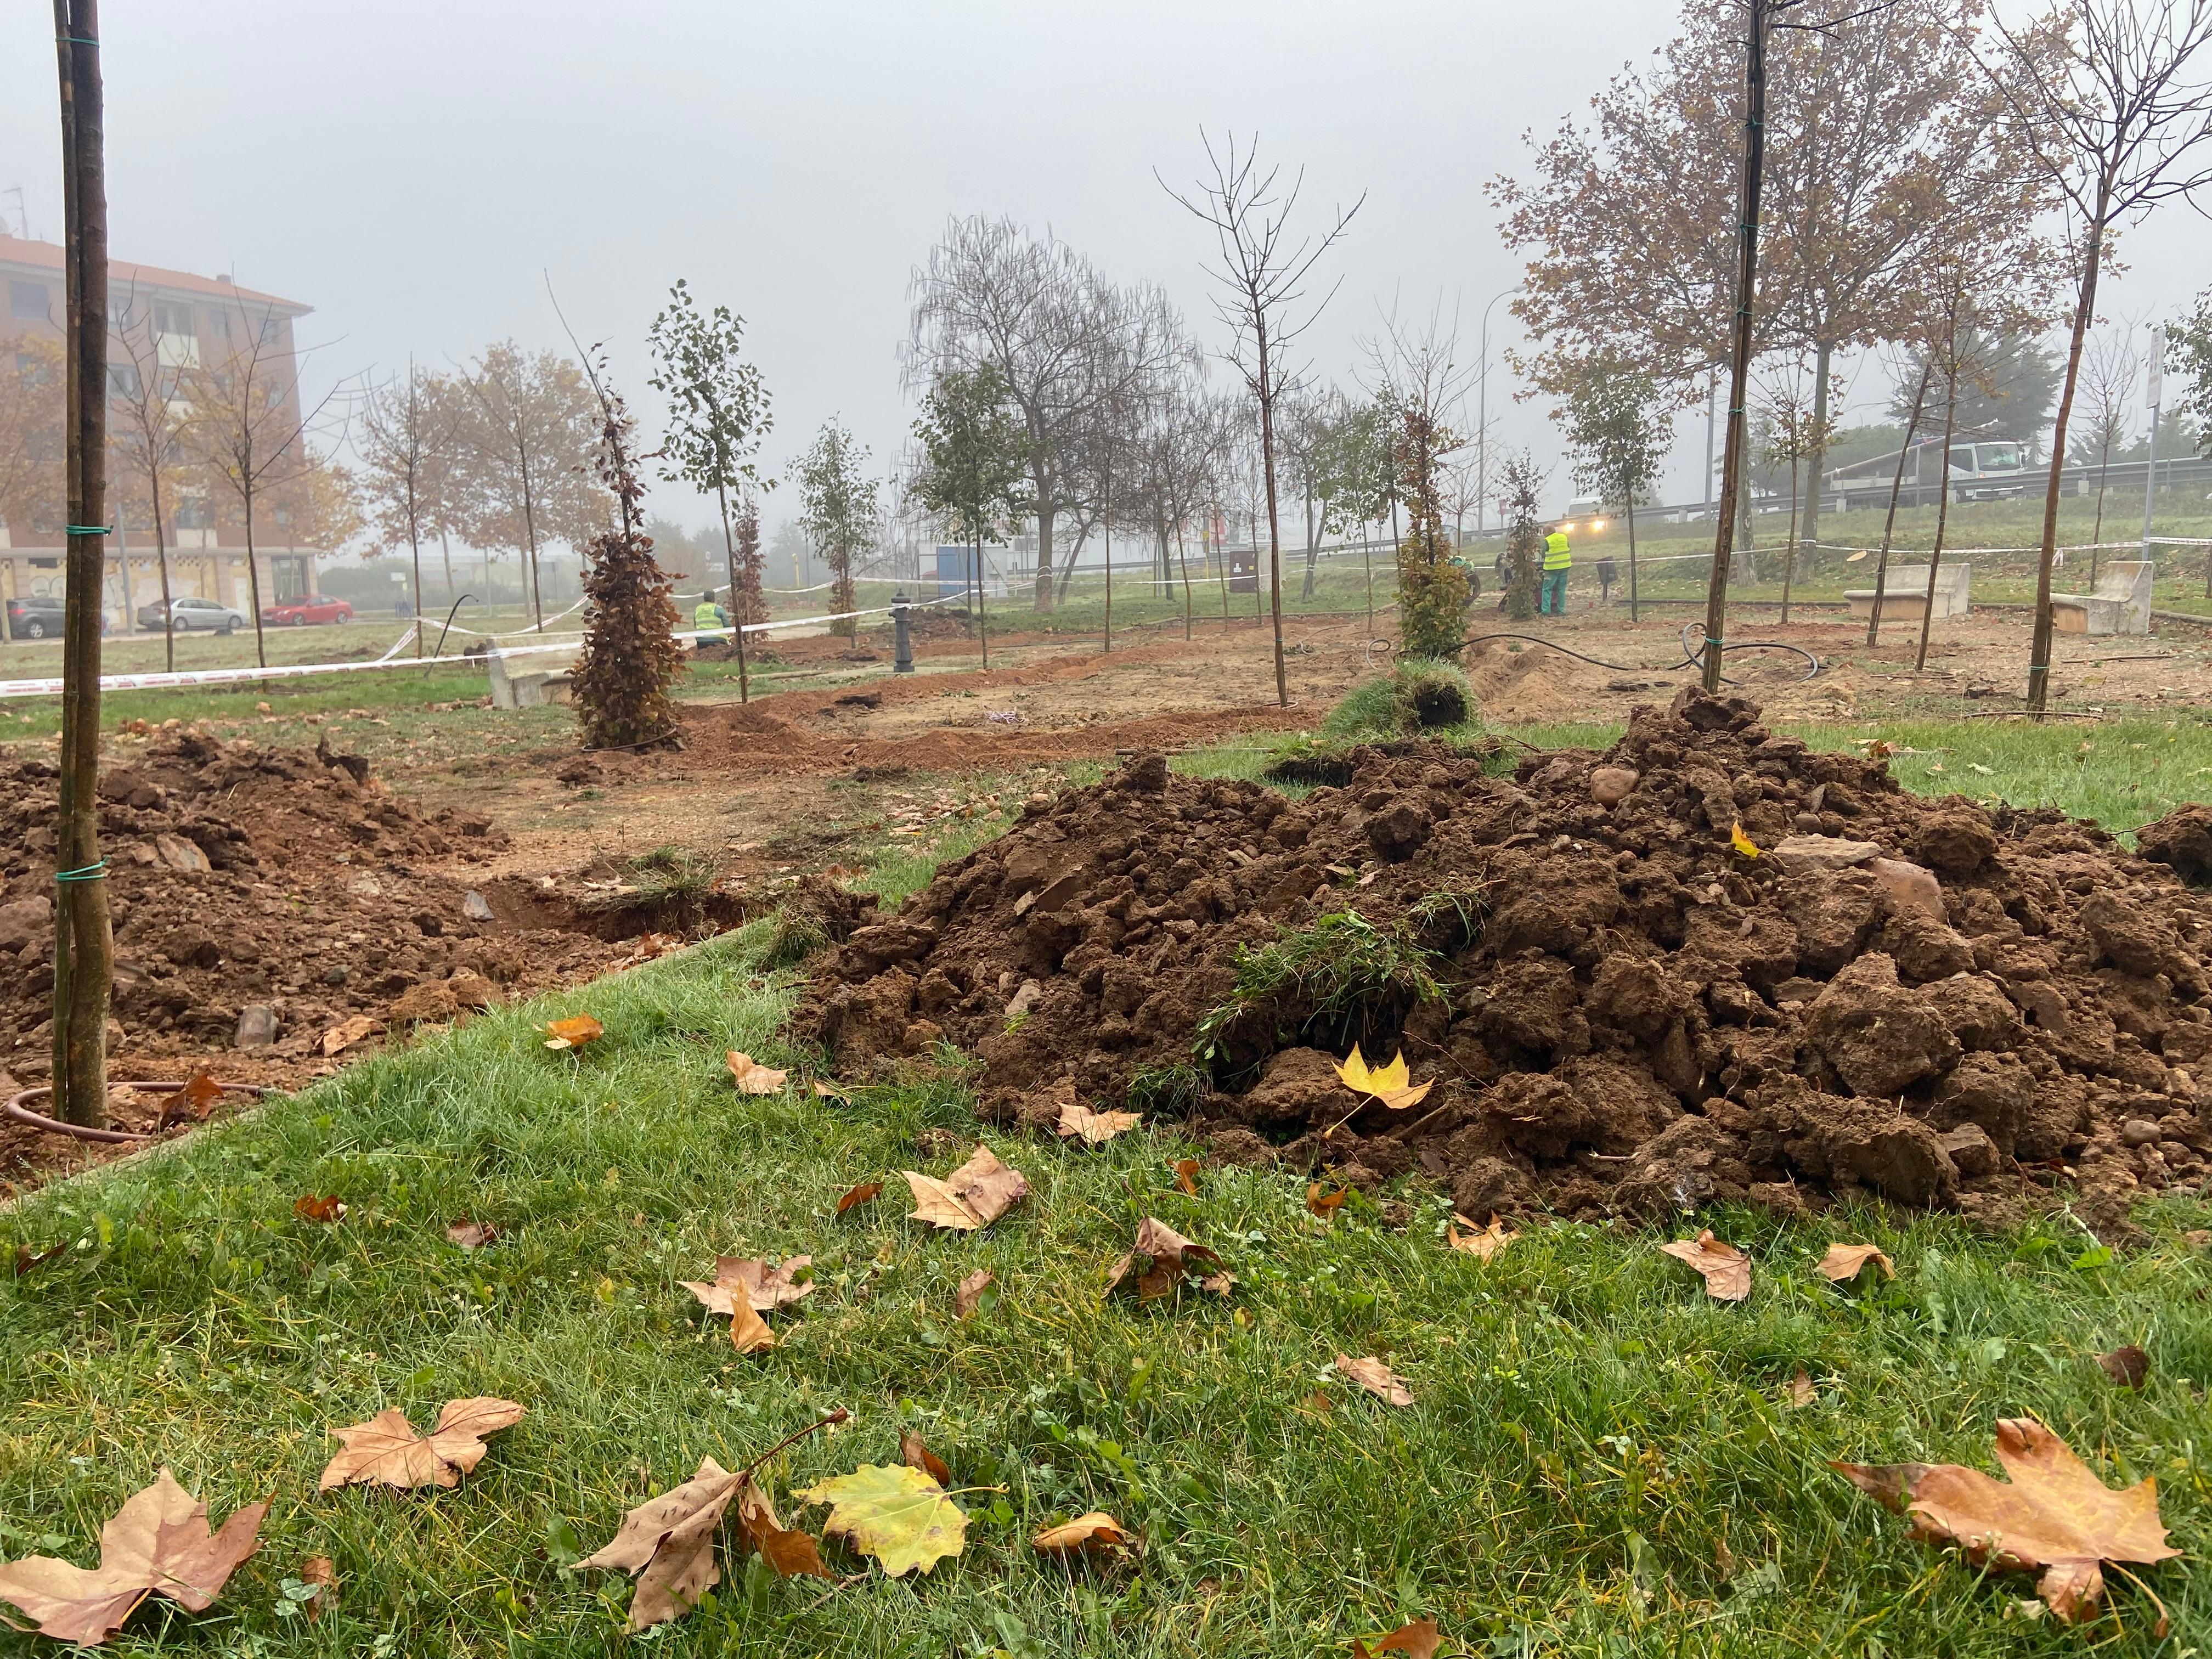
[[911, 362, 1032, 669]]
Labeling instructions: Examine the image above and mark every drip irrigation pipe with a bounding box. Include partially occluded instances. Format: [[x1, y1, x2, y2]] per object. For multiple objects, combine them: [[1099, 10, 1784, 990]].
[[1453, 627, 1824, 684], [4, 1081, 266, 1145]]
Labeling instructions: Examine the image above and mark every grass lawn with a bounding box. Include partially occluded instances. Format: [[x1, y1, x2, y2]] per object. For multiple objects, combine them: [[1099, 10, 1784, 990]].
[[3, 722, 2210, 1657]]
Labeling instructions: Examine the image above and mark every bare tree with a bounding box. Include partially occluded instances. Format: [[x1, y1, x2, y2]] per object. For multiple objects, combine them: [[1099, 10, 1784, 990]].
[[2072, 322, 2141, 582], [358, 360, 459, 653], [1366, 306, 1474, 658], [1976, 0, 2212, 710], [1163, 130, 1362, 706], [107, 294, 196, 665], [453, 341, 602, 631]]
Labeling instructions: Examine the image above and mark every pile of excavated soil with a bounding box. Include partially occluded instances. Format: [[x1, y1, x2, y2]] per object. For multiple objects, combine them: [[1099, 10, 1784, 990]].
[[0, 730, 665, 1187], [803, 690, 2212, 1232]]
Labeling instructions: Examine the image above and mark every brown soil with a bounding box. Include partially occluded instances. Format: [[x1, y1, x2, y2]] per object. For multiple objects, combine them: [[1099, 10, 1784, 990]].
[[802, 690, 2212, 1234]]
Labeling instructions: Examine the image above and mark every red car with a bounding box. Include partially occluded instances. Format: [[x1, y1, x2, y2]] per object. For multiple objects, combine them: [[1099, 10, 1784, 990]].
[[261, 595, 354, 627]]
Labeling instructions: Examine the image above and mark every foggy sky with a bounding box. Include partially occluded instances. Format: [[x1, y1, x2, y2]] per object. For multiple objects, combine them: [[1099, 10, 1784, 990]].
[[2, 0, 2204, 545]]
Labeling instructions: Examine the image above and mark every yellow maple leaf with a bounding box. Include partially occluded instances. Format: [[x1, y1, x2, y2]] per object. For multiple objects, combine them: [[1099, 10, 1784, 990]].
[[1730, 821, 1761, 859], [1333, 1044, 1434, 1111]]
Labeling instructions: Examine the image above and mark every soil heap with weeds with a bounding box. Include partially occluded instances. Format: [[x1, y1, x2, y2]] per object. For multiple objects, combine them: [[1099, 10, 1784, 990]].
[[803, 690, 2212, 1230]]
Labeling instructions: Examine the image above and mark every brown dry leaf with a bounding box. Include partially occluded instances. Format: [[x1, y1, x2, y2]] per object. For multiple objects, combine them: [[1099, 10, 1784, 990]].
[[1787, 1370, 1818, 1408], [2097, 1346, 2149, 1390], [0, 1470, 267, 1647], [1833, 1417, 2180, 1623], [1447, 1212, 1515, 1261], [1173, 1158, 1200, 1197], [728, 1300, 776, 1355], [1104, 1216, 1227, 1302], [575, 1457, 745, 1632], [13, 1243, 63, 1277], [899, 1430, 952, 1487], [1057, 1095, 1142, 1146], [318, 1397, 526, 1491], [2185, 1228, 2211, 1250], [902, 1144, 1030, 1231], [734, 1480, 832, 1581], [1338, 1355, 1415, 1408], [1660, 1229, 1752, 1302], [955, 1268, 995, 1319], [836, 1180, 883, 1215], [725, 1051, 789, 1094], [157, 1071, 224, 1128], [320, 1014, 378, 1057], [813, 1078, 853, 1103], [1354, 1616, 1442, 1659], [445, 1218, 500, 1250], [296, 1555, 336, 1622], [681, 1256, 816, 1316], [1306, 1182, 1348, 1218], [1034, 1512, 1130, 1556], [539, 1014, 603, 1052], [292, 1194, 346, 1224], [1817, 1242, 1894, 1283]]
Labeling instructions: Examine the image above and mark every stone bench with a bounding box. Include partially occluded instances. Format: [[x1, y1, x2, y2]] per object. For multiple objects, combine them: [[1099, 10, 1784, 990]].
[[2051, 559, 2152, 636], [1844, 561, 1970, 624], [487, 647, 578, 709]]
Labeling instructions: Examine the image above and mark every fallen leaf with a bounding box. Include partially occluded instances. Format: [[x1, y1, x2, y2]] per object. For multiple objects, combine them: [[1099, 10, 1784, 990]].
[[1332, 1043, 1434, 1111], [735, 1480, 832, 1581], [12, 1243, 63, 1277], [727, 1301, 776, 1355], [318, 1397, 526, 1491], [445, 1218, 499, 1250], [157, 1071, 223, 1128], [1730, 820, 1762, 858], [1104, 1217, 1227, 1301], [1306, 1182, 1348, 1218], [292, 1194, 346, 1224], [2097, 1345, 2149, 1390], [1034, 1513, 1130, 1556], [320, 1014, 377, 1057], [1817, 1242, 1894, 1283], [898, 1430, 951, 1487], [725, 1051, 788, 1094], [1787, 1370, 1818, 1408], [681, 1256, 816, 1314], [540, 1014, 603, 1052], [1057, 1094, 1142, 1146], [836, 1180, 883, 1215], [902, 1144, 1030, 1231], [1661, 1229, 1752, 1302], [0, 1470, 266, 1646], [1173, 1158, 1200, 1197], [295, 1555, 336, 1622], [575, 1457, 746, 1632], [1833, 1417, 2179, 1622], [796, 1464, 967, 1578], [955, 1268, 994, 1319], [1338, 1355, 1414, 1407], [2184, 1228, 2210, 1250], [1355, 1616, 1442, 1659], [1303, 1390, 1334, 1414], [1446, 1212, 1515, 1261], [813, 1079, 852, 1103]]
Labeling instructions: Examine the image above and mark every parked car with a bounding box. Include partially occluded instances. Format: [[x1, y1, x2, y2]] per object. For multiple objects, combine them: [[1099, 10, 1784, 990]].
[[260, 594, 354, 627], [5, 596, 107, 639], [136, 596, 249, 635]]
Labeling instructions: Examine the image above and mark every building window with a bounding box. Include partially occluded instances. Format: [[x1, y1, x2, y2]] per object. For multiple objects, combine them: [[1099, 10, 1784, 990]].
[[153, 301, 194, 337], [9, 280, 49, 320], [207, 308, 230, 339], [259, 317, 282, 345], [108, 363, 142, 399]]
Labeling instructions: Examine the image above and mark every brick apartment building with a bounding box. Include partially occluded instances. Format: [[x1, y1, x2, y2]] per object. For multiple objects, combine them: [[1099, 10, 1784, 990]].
[[0, 233, 318, 638]]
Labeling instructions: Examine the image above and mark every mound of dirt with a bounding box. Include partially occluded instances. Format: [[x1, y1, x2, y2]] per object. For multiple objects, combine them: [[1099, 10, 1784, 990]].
[[0, 730, 644, 1122], [800, 691, 2212, 1230]]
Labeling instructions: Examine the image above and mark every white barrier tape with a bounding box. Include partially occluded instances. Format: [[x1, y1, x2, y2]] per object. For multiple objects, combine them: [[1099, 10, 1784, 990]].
[[434, 598, 589, 637]]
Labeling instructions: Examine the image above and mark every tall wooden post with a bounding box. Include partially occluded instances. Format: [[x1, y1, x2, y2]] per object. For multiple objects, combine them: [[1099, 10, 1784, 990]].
[[52, 0, 115, 1126]]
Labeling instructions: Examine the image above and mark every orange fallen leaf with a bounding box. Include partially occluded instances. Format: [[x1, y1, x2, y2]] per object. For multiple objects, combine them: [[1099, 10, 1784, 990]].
[[445, 1218, 499, 1250], [728, 1300, 776, 1355], [836, 1180, 883, 1215], [1057, 1094, 1142, 1146], [318, 1397, 525, 1491], [681, 1256, 816, 1314], [320, 1014, 378, 1057], [1661, 1229, 1751, 1301], [13, 1243, 63, 1277], [1787, 1370, 1818, 1408], [725, 1051, 789, 1094], [1173, 1158, 1200, 1197], [157, 1070, 224, 1128], [955, 1268, 994, 1319], [1833, 1417, 2179, 1623], [0, 1470, 267, 1646], [1817, 1242, 1894, 1283], [1104, 1217, 1229, 1301], [1337, 1355, 1414, 1407], [1034, 1512, 1131, 1556], [899, 1430, 951, 1487], [735, 1480, 832, 1582], [1730, 820, 1762, 858], [296, 1555, 336, 1622], [1355, 1616, 1442, 1659], [813, 1078, 852, 1103], [1306, 1182, 1348, 1218], [2098, 1346, 2149, 1390], [293, 1193, 346, 1224], [902, 1144, 1030, 1231], [540, 1014, 603, 1052], [1446, 1212, 1514, 1261], [576, 1457, 828, 1633]]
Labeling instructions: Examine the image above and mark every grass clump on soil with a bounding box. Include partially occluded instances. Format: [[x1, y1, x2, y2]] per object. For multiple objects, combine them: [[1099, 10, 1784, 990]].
[[1, 930, 2206, 1655], [1323, 658, 1475, 740], [1194, 909, 1446, 1068]]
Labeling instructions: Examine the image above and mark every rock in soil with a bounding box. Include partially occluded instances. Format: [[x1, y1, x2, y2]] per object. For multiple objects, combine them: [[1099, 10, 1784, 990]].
[[799, 689, 2212, 1226]]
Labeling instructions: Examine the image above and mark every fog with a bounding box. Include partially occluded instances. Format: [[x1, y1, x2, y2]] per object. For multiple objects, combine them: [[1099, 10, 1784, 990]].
[[2, 0, 2205, 542]]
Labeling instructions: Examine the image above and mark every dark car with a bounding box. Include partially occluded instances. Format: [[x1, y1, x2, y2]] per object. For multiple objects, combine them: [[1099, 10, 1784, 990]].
[[5, 596, 108, 639], [261, 594, 354, 627], [135, 596, 249, 635]]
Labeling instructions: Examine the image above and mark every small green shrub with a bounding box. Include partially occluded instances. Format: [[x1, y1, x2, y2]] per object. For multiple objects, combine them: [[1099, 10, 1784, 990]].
[[1126, 1063, 1211, 1117], [1195, 910, 1444, 1065]]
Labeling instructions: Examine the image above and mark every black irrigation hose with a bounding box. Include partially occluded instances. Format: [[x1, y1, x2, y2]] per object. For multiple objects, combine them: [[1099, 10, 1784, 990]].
[[1453, 626, 1824, 685]]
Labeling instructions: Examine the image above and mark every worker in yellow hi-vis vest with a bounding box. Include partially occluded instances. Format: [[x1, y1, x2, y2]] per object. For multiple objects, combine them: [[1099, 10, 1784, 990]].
[[693, 590, 730, 647], [1540, 525, 1572, 616]]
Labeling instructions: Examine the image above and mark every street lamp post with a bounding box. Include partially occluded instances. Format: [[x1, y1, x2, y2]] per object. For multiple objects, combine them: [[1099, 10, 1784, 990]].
[[1475, 286, 1516, 536]]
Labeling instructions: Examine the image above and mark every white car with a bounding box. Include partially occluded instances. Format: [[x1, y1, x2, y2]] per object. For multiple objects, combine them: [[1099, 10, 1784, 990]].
[[136, 596, 249, 635]]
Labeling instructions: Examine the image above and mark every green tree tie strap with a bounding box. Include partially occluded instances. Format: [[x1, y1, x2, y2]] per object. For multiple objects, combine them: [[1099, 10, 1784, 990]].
[[65, 524, 113, 534], [54, 860, 110, 883]]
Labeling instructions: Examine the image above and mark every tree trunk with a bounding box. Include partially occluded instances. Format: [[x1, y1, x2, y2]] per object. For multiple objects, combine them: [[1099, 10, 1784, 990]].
[[2091, 427, 2110, 590], [1031, 471, 1056, 612], [520, 445, 544, 633], [1700, 0, 1768, 691], [715, 481, 748, 703], [974, 534, 990, 669], [1916, 361, 1960, 673], [1175, 519, 1193, 641], [151, 467, 173, 673], [1627, 498, 1641, 623], [1301, 490, 1318, 600], [1363, 522, 1375, 637], [1799, 338, 1834, 551], [244, 493, 268, 668], [1867, 358, 1934, 646], [1102, 461, 1112, 653], [2028, 187, 2108, 714], [1780, 451, 1798, 626], [51, 0, 114, 1128], [1215, 504, 1231, 633]]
